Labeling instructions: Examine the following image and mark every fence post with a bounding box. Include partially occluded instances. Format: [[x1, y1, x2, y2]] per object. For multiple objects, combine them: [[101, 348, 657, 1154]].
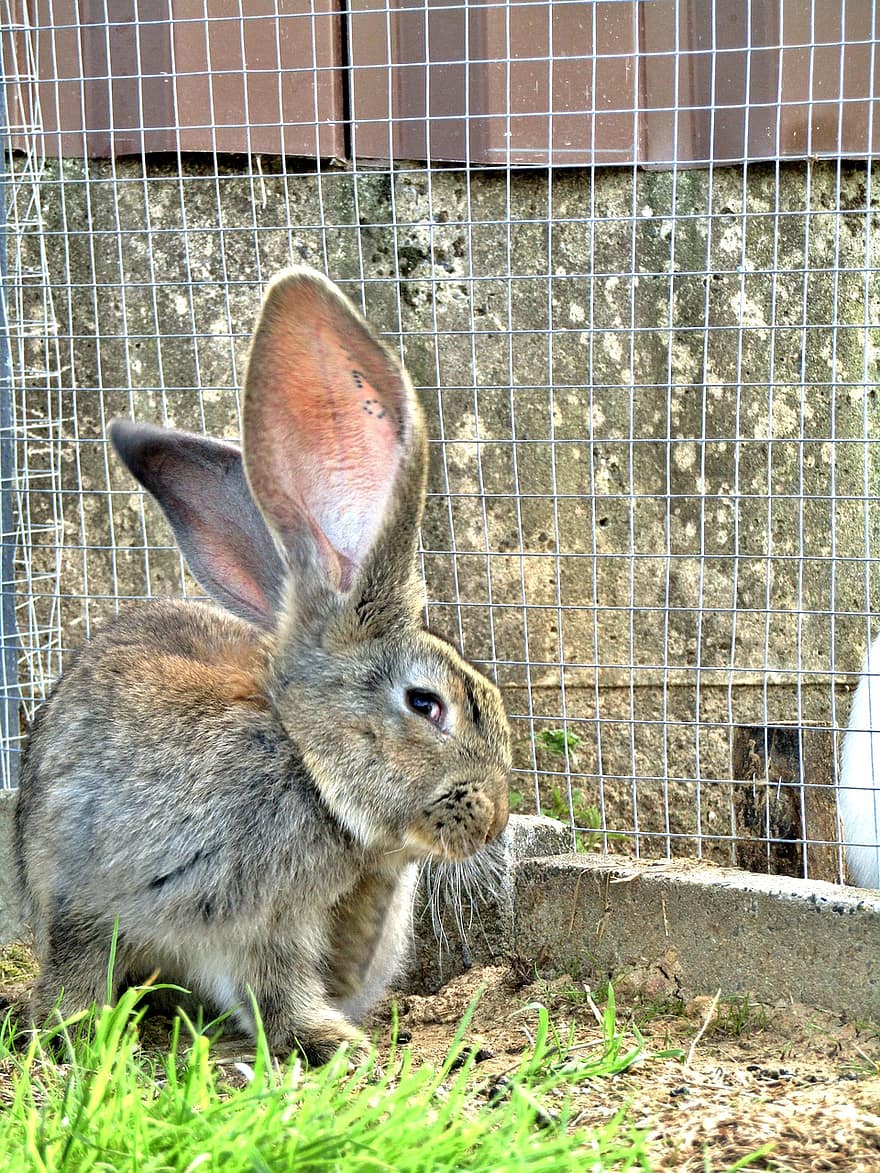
[[0, 74, 19, 789]]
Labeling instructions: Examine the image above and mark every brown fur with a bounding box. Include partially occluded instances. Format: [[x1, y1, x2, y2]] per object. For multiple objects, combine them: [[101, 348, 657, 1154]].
[[139, 653, 268, 710]]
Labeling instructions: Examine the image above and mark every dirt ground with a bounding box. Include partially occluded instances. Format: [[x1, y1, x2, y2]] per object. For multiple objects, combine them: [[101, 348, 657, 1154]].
[[2, 943, 879, 1172], [371, 963, 880, 1173]]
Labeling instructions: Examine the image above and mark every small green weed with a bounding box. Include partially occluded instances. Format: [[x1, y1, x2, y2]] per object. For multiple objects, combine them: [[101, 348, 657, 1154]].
[[635, 994, 689, 1028], [842, 1051, 880, 1078], [515, 984, 684, 1080], [532, 728, 616, 851], [634, 991, 768, 1042], [709, 994, 769, 1039], [536, 728, 583, 757], [558, 982, 591, 1009], [508, 787, 526, 812], [542, 783, 605, 850]]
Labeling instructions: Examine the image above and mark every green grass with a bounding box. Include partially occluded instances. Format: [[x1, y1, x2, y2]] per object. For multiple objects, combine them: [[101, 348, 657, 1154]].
[[708, 995, 769, 1040], [0, 983, 658, 1173], [633, 990, 771, 1044]]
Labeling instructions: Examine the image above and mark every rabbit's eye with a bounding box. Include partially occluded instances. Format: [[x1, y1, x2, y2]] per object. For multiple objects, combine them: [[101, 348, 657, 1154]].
[[406, 688, 445, 726]]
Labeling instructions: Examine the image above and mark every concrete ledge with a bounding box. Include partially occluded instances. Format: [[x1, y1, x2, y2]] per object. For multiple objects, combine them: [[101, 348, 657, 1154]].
[[515, 853, 880, 1015]]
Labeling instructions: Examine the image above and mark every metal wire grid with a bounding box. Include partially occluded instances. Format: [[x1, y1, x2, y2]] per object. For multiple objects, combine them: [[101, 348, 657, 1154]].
[[1, 3, 878, 883], [2, 8, 66, 788]]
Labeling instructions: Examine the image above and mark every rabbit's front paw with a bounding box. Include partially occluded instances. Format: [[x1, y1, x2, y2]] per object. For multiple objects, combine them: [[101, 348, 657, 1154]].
[[284, 1014, 369, 1067]]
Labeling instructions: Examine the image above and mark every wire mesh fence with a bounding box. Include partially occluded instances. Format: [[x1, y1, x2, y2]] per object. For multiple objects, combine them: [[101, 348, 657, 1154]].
[[1, 2, 879, 884]]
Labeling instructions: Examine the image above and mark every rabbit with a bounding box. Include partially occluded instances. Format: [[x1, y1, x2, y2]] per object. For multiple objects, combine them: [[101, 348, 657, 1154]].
[[14, 266, 512, 1062], [839, 632, 880, 889]]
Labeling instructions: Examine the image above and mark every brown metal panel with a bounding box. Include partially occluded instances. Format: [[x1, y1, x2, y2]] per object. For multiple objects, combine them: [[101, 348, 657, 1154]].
[[170, 0, 343, 157], [6, 1, 880, 165], [638, 1, 783, 166], [349, 0, 640, 166], [348, 0, 469, 164], [708, 3, 781, 164], [640, 0, 880, 167], [6, 0, 344, 159], [350, 0, 880, 168], [494, 0, 639, 165], [776, 0, 880, 160], [5, 2, 164, 158]]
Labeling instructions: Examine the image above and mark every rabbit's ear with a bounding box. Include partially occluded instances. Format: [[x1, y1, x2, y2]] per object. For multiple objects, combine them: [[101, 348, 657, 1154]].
[[243, 268, 426, 600], [110, 419, 287, 629]]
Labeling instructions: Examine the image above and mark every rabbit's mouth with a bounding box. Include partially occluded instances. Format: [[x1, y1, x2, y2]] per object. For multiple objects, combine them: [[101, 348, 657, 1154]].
[[407, 783, 509, 862]]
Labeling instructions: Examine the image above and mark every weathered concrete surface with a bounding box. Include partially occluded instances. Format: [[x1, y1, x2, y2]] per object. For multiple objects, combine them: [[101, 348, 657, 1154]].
[[11, 157, 880, 865], [515, 851, 880, 1015]]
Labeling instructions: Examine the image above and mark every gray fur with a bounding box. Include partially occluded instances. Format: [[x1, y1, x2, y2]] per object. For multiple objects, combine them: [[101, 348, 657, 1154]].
[[15, 268, 511, 1062]]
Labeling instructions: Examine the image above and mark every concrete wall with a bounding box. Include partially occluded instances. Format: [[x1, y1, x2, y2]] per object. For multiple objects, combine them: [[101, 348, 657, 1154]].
[[14, 157, 880, 862]]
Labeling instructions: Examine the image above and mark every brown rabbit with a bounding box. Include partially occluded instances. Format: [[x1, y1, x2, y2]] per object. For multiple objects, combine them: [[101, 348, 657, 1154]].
[[15, 267, 511, 1062]]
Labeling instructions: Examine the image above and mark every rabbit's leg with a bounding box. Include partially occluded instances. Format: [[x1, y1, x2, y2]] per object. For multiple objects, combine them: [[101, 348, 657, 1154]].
[[325, 865, 417, 1020], [238, 942, 366, 1064], [30, 908, 121, 1023]]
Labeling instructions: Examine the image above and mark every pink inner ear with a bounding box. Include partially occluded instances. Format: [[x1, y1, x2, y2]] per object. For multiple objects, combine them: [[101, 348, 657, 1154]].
[[245, 275, 411, 592], [284, 331, 402, 574], [193, 526, 278, 623]]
